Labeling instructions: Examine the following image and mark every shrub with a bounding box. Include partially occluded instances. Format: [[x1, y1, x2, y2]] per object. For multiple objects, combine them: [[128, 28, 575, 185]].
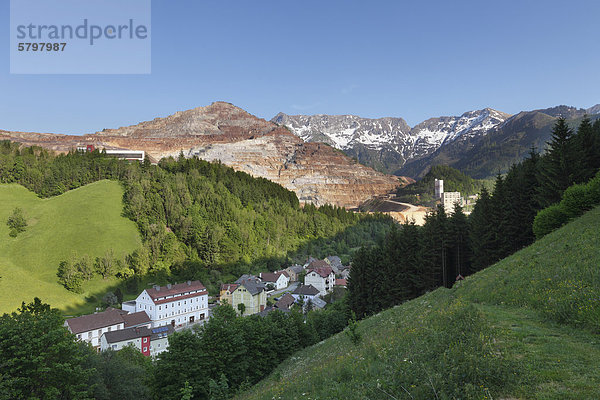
[[6, 207, 27, 237], [533, 204, 570, 238], [533, 172, 600, 238]]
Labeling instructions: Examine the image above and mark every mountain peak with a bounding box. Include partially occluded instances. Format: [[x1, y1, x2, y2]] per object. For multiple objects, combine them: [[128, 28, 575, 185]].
[[96, 101, 277, 139]]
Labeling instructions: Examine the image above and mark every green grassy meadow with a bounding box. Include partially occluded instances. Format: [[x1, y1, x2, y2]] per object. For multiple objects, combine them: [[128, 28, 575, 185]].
[[237, 206, 600, 400], [0, 180, 141, 315]]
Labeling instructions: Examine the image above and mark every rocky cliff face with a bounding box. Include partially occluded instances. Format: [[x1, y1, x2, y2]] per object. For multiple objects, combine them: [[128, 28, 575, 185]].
[[1, 102, 409, 208]]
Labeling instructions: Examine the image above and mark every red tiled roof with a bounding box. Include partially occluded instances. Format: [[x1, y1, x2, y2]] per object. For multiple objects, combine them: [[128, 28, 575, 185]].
[[220, 283, 239, 292], [308, 260, 330, 269], [146, 281, 206, 301], [335, 279, 347, 286], [307, 266, 333, 279]]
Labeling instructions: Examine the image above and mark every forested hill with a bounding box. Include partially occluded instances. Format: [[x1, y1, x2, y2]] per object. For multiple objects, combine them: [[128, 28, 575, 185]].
[[0, 141, 393, 296], [395, 165, 491, 205]]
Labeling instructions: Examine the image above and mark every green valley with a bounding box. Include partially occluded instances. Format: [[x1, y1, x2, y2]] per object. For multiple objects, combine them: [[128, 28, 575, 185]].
[[0, 180, 141, 314]]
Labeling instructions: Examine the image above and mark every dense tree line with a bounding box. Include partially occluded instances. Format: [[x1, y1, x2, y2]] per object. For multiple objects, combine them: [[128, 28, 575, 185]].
[[350, 116, 600, 318], [0, 142, 393, 295], [1, 298, 350, 400], [348, 204, 470, 318], [0, 298, 152, 400], [153, 299, 351, 399]]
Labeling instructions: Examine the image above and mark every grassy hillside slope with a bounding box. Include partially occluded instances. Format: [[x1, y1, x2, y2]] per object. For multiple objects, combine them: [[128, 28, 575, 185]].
[[0, 180, 141, 315], [237, 206, 600, 400]]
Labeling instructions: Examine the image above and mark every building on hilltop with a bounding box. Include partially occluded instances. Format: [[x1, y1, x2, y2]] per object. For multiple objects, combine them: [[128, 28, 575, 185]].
[[122, 280, 209, 328]]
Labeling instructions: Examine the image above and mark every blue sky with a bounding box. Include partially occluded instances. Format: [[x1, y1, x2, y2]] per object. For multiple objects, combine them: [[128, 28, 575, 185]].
[[1, 0, 599, 134]]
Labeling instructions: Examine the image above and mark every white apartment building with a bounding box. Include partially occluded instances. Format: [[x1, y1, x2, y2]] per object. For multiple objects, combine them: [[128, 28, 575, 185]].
[[122, 281, 209, 328], [304, 266, 335, 296], [443, 191, 462, 214]]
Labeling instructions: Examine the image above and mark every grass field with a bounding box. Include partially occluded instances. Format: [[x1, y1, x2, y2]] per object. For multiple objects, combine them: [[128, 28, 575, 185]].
[[0, 180, 141, 315], [237, 206, 600, 400]]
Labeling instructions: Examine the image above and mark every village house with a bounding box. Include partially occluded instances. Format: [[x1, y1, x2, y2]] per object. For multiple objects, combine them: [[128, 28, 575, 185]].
[[292, 284, 320, 303], [274, 293, 296, 311], [232, 279, 267, 315], [284, 264, 304, 282], [304, 265, 335, 296], [65, 307, 150, 349], [100, 325, 174, 357], [122, 280, 209, 328], [335, 278, 348, 288], [219, 283, 239, 305], [259, 271, 290, 290]]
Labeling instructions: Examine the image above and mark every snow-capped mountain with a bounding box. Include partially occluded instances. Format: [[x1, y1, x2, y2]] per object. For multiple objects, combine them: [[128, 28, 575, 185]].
[[272, 108, 511, 171], [271, 113, 412, 154], [410, 108, 511, 159]]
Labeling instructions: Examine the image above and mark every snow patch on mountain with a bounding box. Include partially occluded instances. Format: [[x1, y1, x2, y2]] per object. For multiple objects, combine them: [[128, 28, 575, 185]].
[[272, 108, 511, 164]]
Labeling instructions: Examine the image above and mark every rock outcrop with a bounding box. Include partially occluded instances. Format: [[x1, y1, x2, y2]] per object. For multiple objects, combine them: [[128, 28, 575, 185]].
[[1, 102, 409, 208]]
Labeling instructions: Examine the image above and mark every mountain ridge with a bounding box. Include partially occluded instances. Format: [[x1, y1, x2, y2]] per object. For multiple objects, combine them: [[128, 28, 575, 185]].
[[0, 102, 409, 208], [273, 104, 600, 178]]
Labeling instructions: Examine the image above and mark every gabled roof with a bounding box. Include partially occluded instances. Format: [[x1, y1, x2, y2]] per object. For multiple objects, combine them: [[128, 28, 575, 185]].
[[293, 284, 320, 296], [236, 279, 265, 296], [307, 266, 333, 279], [275, 293, 295, 310], [326, 256, 343, 268], [235, 274, 259, 284], [287, 264, 304, 274], [103, 326, 152, 344], [122, 311, 151, 328], [308, 260, 330, 269], [335, 278, 347, 286], [260, 271, 289, 283], [146, 281, 206, 301], [220, 283, 239, 292], [66, 308, 125, 334]]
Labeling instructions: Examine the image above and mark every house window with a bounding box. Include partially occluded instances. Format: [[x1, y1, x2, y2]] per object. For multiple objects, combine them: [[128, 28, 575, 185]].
[[143, 347, 147, 352], [108, 327, 111, 332], [143, 337, 148, 343], [98, 329, 102, 336], [112, 345, 117, 350], [77, 334, 81, 339], [159, 306, 161, 310], [88, 332, 92, 339]]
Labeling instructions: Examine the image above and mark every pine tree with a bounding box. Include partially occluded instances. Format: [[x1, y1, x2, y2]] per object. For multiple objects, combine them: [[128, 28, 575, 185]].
[[573, 115, 600, 182], [420, 205, 449, 290], [469, 187, 494, 272], [448, 203, 471, 282], [537, 117, 577, 207]]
